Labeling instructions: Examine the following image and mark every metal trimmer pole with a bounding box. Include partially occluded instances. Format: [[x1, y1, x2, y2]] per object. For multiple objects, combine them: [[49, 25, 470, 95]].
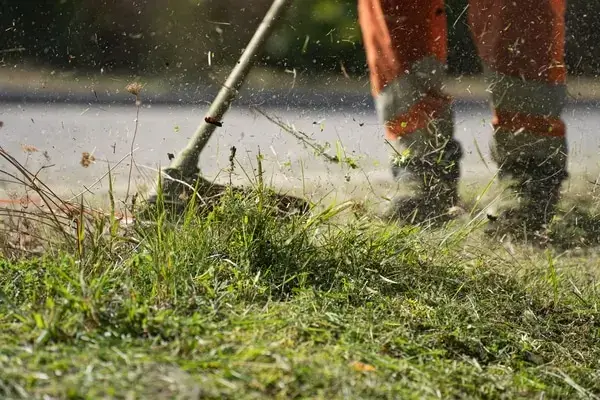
[[153, 0, 293, 193]]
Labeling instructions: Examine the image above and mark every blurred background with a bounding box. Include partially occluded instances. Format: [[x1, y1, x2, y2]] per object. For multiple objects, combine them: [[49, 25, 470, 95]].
[[2, 0, 600, 84], [2, 0, 600, 204]]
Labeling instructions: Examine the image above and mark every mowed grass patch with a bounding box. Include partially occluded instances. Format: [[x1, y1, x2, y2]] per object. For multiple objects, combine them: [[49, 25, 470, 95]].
[[1, 186, 600, 399]]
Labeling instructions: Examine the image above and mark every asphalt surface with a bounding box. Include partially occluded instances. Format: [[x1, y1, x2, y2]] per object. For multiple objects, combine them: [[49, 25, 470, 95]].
[[1, 95, 600, 203]]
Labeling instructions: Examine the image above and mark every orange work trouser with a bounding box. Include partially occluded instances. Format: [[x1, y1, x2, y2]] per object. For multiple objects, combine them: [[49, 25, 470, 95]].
[[358, 0, 567, 141]]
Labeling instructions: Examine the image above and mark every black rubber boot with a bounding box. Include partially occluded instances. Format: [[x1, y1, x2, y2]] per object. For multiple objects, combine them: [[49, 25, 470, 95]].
[[383, 113, 464, 226], [485, 130, 569, 242]]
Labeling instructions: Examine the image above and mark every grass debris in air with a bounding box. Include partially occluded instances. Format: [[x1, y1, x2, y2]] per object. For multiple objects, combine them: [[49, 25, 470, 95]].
[[1, 144, 600, 399]]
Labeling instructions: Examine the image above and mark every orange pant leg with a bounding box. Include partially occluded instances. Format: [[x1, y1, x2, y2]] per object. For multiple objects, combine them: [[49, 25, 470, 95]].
[[358, 0, 452, 140], [468, 0, 567, 137]]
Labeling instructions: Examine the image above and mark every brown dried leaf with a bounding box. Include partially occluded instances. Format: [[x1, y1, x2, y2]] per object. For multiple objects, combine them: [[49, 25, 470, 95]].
[[80, 152, 96, 168], [21, 144, 39, 153], [350, 361, 376, 372]]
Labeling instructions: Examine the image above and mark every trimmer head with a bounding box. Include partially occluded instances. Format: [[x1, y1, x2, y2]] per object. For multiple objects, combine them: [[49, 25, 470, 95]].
[[144, 0, 295, 218], [142, 168, 310, 221]]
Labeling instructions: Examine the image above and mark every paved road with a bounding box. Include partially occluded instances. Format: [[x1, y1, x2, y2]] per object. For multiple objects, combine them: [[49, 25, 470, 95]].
[[1, 98, 600, 203]]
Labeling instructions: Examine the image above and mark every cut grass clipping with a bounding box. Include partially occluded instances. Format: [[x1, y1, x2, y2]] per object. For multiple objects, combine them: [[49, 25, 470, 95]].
[[1, 146, 600, 399]]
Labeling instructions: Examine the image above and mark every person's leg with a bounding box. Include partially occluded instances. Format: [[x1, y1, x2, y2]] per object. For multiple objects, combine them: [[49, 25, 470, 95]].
[[358, 0, 463, 224], [468, 0, 568, 236]]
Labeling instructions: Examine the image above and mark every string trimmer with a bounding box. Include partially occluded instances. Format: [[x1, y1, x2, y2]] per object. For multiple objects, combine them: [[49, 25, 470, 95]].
[[145, 0, 308, 215]]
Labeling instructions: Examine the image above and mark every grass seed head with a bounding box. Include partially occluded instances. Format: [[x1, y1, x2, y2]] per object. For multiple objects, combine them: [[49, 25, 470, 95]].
[[126, 82, 143, 97]]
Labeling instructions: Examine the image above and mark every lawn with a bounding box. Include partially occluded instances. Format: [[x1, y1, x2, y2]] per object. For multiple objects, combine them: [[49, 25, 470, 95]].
[[1, 150, 600, 400], [3, 19, 600, 393]]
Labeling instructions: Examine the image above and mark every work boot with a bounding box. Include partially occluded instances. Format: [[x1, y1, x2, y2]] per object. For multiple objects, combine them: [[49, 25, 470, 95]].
[[383, 112, 464, 226], [485, 129, 568, 241]]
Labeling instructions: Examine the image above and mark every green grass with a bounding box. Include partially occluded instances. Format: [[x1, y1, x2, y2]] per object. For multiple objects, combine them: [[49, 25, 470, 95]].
[[1, 177, 600, 399]]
